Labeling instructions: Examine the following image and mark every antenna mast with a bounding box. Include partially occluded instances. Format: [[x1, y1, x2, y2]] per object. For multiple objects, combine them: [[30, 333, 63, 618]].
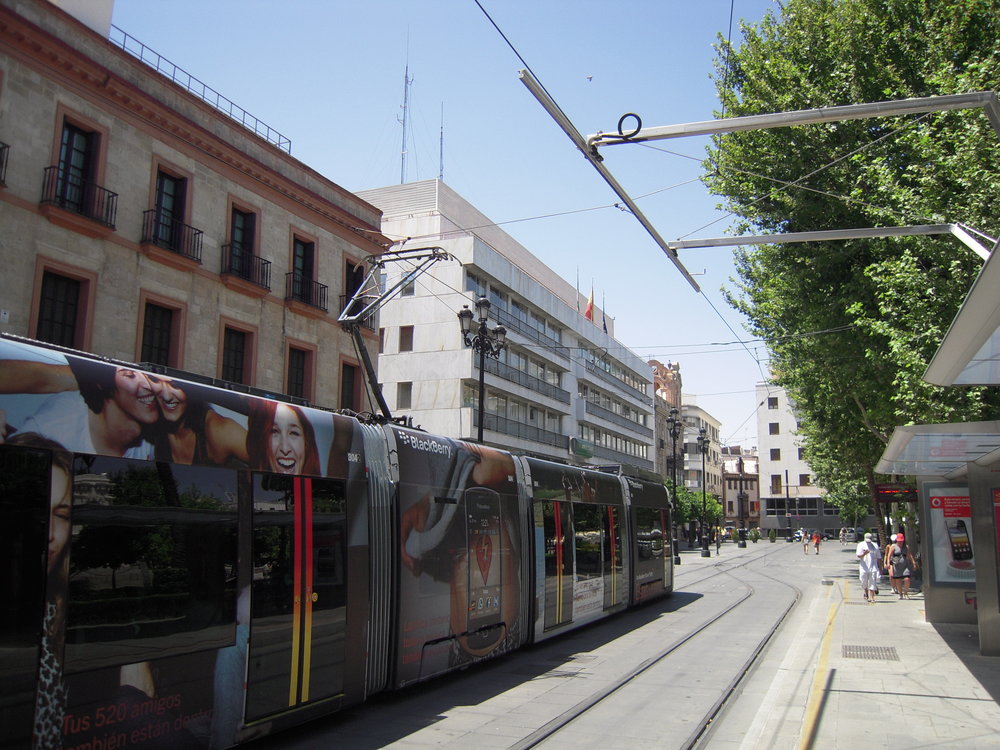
[[438, 102, 444, 180], [399, 63, 412, 184]]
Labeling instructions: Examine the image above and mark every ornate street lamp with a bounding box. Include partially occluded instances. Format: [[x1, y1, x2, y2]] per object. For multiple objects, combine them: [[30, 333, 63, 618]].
[[697, 426, 710, 558], [737, 455, 748, 548], [666, 407, 682, 564], [458, 296, 506, 444]]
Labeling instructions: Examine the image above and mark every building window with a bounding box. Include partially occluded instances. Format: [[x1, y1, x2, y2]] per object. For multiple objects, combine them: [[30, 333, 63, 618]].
[[222, 327, 248, 384], [767, 396, 778, 409], [228, 207, 256, 276], [769, 422, 780, 435], [294, 238, 315, 282], [378, 328, 385, 354], [770, 448, 781, 461], [343, 260, 365, 316], [36, 271, 80, 347], [798, 448, 805, 460], [399, 325, 414, 352], [153, 170, 186, 249], [401, 279, 415, 296], [799, 474, 811, 486], [56, 121, 96, 213], [140, 303, 174, 366], [397, 381, 412, 409], [770, 474, 782, 494], [340, 363, 359, 411], [286, 346, 312, 400]]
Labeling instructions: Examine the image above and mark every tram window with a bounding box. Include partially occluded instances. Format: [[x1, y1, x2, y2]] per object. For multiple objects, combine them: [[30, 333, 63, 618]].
[[635, 506, 664, 560], [64, 457, 238, 672], [573, 503, 604, 580]]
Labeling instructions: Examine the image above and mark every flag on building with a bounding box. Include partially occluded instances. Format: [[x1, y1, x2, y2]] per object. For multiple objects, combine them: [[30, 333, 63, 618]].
[[584, 287, 594, 321]]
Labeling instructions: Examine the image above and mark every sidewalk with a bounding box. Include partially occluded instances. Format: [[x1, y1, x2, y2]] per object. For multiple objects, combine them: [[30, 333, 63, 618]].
[[702, 540, 1000, 749]]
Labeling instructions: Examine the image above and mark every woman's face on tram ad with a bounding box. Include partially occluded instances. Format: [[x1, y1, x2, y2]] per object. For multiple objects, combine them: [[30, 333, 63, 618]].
[[111, 368, 160, 425], [48, 463, 71, 576], [269, 403, 306, 474], [146, 375, 189, 423]]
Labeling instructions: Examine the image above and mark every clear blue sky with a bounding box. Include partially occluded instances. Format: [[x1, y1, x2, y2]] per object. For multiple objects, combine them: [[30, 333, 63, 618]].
[[112, 0, 781, 447]]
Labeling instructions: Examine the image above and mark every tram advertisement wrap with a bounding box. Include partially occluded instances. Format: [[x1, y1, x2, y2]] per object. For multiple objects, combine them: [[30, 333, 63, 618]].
[[0, 337, 360, 748], [392, 427, 522, 686]]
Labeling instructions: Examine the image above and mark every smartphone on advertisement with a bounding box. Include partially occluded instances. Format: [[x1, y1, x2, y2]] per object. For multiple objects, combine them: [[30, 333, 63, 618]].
[[465, 488, 503, 647], [946, 518, 973, 561]]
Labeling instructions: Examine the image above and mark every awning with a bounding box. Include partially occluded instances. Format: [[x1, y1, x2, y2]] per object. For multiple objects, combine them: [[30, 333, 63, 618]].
[[924, 237, 1000, 385], [876, 421, 1000, 479]]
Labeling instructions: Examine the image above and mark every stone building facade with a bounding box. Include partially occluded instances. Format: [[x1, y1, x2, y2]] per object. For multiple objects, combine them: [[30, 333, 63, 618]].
[[0, 0, 387, 406]]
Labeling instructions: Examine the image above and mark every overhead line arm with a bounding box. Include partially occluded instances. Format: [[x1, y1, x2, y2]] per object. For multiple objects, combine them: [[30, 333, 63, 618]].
[[587, 91, 1000, 148], [518, 69, 702, 292]]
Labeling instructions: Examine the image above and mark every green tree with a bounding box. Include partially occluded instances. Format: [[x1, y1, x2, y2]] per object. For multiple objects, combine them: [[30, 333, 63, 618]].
[[705, 0, 1000, 523]]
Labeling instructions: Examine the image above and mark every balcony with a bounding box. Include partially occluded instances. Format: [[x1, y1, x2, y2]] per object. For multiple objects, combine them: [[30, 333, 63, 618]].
[[222, 243, 271, 291], [490, 304, 567, 362], [0, 142, 8, 185], [41, 166, 118, 230], [473, 412, 569, 450], [591, 443, 654, 472], [584, 400, 654, 437], [483, 357, 571, 404], [583, 359, 651, 402], [286, 272, 328, 312], [141, 209, 203, 263]]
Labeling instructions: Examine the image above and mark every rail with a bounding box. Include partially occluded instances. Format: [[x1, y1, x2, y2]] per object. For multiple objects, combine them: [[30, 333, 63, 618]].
[[109, 25, 292, 154]]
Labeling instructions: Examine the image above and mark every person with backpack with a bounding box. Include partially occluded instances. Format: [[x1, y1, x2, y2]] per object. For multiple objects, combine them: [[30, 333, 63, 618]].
[[888, 533, 918, 599]]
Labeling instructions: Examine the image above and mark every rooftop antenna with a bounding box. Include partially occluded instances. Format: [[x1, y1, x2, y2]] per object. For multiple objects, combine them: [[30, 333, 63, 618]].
[[399, 31, 412, 184], [399, 63, 412, 184], [438, 102, 445, 181]]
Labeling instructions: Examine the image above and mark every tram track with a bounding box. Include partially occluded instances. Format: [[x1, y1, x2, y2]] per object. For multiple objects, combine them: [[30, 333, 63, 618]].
[[247, 545, 803, 750], [518, 546, 802, 750]]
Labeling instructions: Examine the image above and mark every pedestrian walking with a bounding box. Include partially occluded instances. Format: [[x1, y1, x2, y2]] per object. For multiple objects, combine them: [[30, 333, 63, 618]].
[[888, 533, 918, 598], [839, 527, 847, 546], [883, 534, 900, 595], [856, 532, 881, 602], [802, 530, 810, 554], [812, 531, 822, 554]]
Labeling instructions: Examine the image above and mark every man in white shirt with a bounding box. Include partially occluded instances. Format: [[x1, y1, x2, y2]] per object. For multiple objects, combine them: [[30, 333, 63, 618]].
[[856, 532, 881, 603]]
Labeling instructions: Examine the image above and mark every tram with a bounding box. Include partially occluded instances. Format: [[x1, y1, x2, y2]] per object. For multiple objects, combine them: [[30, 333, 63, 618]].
[[0, 334, 672, 750]]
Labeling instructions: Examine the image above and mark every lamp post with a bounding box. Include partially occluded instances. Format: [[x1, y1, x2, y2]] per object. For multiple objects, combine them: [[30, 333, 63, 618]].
[[736, 455, 747, 548], [666, 407, 682, 565], [458, 296, 506, 444], [697, 427, 710, 558]]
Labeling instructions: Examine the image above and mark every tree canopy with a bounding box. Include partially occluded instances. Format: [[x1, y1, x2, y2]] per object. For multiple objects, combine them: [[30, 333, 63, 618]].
[[704, 0, 1000, 515]]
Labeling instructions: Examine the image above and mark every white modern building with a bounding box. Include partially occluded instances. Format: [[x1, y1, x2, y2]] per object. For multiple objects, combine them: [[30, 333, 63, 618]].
[[755, 382, 842, 537], [356, 180, 656, 473]]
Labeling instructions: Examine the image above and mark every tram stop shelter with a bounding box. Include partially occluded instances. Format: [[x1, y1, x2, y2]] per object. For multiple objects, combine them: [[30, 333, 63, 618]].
[[877, 238, 1000, 656]]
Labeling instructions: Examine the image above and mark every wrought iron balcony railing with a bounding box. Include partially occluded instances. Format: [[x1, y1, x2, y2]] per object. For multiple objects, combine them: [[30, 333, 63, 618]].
[[222, 243, 271, 290], [285, 272, 328, 311], [41, 166, 118, 229], [141, 209, 203, 262]]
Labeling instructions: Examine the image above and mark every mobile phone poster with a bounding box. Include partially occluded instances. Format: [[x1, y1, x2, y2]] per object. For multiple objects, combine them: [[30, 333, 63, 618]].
[[928, 488, 975, 583]]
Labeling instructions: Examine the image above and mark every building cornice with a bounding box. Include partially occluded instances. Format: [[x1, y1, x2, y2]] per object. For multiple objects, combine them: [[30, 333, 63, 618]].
[[0, 2, 392, 253]]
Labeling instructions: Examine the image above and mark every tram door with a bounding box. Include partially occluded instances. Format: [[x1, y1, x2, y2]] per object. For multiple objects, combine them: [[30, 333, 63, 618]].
[[541, 501, 574, 629], [0, 445, 49, 750], [246, 475, 348, 722]]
